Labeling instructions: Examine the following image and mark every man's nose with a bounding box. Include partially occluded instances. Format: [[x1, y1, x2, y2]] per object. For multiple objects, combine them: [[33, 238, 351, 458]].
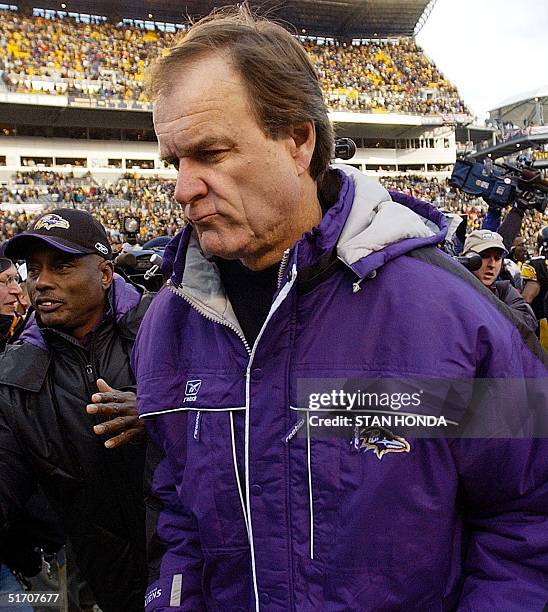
[[9, 282, 22, 296], [174, 159, 208, 208], [35, 269, 56, 290]]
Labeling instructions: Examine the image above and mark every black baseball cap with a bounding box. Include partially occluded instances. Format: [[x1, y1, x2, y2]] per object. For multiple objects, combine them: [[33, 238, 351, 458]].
[[5, 209, 112, 261]]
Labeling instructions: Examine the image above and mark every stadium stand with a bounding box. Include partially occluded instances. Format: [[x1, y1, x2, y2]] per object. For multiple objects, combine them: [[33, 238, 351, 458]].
[[0, 171, 544, 251], [0, 4, 542, 251], [1, 13, 157, 103], [307, 38, 467, 115], [1, 11, 468, 115]]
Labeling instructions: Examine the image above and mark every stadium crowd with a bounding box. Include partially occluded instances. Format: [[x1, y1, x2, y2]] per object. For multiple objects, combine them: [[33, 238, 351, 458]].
[[0, 172, 181, 246], [1, 12, 468, 116], [0, 171, 544, 251], [0, 9, 545, 611], [1, 13, 156, 102], [307, 38, 468, 115]]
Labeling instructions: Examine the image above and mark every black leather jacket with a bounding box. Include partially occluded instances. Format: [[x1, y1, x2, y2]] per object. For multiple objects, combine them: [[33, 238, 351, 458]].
[[0, 276, 153, 612]]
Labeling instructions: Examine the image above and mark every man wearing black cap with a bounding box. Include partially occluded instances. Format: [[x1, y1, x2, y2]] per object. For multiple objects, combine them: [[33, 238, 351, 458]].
[[0, 209, 152, 611]]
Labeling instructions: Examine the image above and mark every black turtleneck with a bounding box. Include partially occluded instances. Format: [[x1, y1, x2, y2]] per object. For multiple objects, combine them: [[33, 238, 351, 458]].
[[216, 170, 341, 347], [216, 258, 279, 347]]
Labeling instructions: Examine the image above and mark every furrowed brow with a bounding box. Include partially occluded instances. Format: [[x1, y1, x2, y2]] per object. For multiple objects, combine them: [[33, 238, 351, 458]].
[[167, 136, 232, 160]]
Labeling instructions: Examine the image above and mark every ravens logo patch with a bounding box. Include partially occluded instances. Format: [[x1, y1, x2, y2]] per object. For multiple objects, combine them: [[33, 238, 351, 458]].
[[353, 426, 410, 460], [34, 214, 70, 231]]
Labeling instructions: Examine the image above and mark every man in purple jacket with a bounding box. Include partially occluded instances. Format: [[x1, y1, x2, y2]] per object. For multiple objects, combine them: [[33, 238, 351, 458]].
[[133, 7, 548, 611]]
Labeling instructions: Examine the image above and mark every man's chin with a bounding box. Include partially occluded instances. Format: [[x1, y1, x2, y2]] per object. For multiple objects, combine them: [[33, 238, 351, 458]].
[[36, 311, 67, 329], [198, 235, 244, 261]]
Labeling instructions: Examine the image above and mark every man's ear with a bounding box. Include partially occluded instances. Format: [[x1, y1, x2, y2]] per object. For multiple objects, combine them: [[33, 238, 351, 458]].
[[100, 260, 114, 290], [288, 121, 316, 177]]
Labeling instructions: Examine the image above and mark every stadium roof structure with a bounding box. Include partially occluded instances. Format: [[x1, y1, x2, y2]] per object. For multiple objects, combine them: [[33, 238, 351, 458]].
[[489, 86, 548, 127], [468, 130, 548, 162], [15, 0, 436, 38]]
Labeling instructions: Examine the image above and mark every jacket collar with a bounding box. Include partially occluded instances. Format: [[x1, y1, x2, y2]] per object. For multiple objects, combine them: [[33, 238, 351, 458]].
[[303, 165, 446, 280], [163, 166, 448, 318]]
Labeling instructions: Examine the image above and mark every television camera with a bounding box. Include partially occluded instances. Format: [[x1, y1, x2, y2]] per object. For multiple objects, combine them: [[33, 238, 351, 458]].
[[114, 215, 168, 291], [450, 156, 548, 214]]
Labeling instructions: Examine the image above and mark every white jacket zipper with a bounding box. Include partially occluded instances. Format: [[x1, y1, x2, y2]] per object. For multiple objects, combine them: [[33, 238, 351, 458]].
[[169, 255, 297, 612], [167, 282, 252, 354]]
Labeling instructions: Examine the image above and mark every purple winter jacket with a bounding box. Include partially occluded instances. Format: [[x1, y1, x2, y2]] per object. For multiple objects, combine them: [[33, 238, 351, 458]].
[[133, 168, 548, 611]]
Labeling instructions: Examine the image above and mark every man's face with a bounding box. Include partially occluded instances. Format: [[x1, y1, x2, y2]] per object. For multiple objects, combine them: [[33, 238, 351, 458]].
[[26, 245, 113, 338], [154, 54, 311, 270], [0, 264, 22, 316], [512, 239, 527, 262], [515, 246, 526, 260], [474, 247, 504, 287]]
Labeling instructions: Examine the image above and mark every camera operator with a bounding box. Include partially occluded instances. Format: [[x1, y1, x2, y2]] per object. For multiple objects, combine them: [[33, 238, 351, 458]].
[[462, 230, 537, 332], [477, 202, 530, 292], [452, 156, 547, 266], [521, 226, 548, 349]]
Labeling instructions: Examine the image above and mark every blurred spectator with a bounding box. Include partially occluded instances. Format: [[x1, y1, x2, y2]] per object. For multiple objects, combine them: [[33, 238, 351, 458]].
[[509, 236, 530, 266], [521, 226, 548, 349], [0, 257, 23, 351]]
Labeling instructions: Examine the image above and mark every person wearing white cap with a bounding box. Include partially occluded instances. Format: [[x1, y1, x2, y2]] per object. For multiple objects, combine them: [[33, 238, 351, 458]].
[[462, 230, 537, 332]]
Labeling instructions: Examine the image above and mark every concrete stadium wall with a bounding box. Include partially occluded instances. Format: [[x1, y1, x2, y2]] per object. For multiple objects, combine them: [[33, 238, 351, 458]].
[[0, 136, 176, 182], [0, 128, 456, 180]]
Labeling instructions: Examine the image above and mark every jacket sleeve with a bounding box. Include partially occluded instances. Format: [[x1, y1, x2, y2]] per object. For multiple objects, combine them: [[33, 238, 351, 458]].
[[481, 207, 524, 250], [498, 206, 524, 250], [142, 419, 207, 611], [453, 327, 548, 611], [0, 396, 38, 533], [502, 283, 538, 333], [480, 208, 501, 232], [452, 438, 548, 611]]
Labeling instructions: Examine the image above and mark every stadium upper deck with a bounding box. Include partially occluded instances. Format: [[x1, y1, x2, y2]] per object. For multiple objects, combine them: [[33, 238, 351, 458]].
[[0, 8, 468, 118], [14, 0, 435, 39], [0, 1, 468, 177]]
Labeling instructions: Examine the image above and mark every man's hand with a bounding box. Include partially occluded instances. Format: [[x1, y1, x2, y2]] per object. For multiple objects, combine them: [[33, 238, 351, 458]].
[[86, 379, 145, 448]]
